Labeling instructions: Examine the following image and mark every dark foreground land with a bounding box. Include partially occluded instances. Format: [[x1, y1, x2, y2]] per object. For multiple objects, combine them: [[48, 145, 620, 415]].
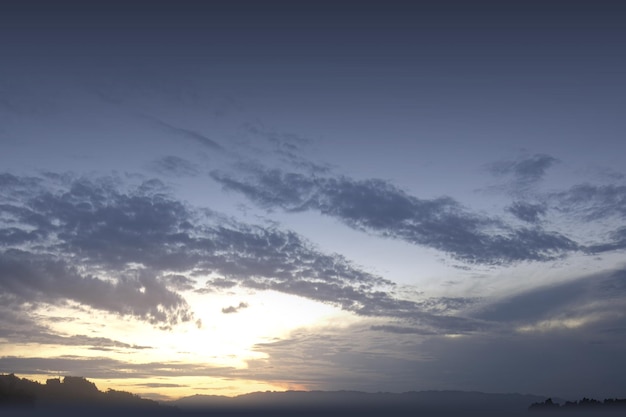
[[2, 374, 625, 417]]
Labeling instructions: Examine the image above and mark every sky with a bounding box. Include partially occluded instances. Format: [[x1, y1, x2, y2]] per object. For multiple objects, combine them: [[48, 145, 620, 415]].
[[1, 0, 626, 402]]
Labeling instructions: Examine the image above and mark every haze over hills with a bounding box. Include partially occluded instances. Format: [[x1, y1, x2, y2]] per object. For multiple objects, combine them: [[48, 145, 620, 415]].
[[3, 374, 626, 416], [0, 373, 546, 415], [0, 373, 552, 416], [170, 389, 551, 415]]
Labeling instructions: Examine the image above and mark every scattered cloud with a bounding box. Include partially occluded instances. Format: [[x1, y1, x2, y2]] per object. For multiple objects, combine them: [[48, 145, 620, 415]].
[[149, 156, 200, 177], [222, 302, 249, 314], [551, 183, 626, 221], [243, 122, 331, 174], [487, 153, 559, 189], [587, 227, 626, 253], [0, 307, 152, 350], [163, 274, 197, 291], [507, 201, 547, 223], [146, 116, 224, 151], [0, 249, 192, 327]]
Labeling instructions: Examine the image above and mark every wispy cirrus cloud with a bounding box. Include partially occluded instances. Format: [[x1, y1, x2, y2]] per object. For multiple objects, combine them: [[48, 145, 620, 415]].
[[149, 156, 200, 177], [550, 183, 626, 221], [145, 116, 224, 151], [487, 153, 559, 190], [586, 227, 626, 254], [242, 122, 331, 174]]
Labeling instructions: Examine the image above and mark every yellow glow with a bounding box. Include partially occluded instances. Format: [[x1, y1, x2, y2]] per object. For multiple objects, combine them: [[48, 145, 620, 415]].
[[4, 288, 347, 398]]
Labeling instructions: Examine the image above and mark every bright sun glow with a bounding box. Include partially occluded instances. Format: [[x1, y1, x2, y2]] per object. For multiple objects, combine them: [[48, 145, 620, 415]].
[[17, 288, 345, 398]]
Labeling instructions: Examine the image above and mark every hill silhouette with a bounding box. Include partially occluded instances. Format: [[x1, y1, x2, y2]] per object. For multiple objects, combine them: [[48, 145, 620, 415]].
[[0, 373, 173, 415], [170, 389, 550, 416]]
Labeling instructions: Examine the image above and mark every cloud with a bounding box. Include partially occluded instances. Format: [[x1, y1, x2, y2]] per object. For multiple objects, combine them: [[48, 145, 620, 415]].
[[0, 172, 523, 335], [241, 270, 626, 398], [4, 270, 622, 399], [587, 227, 626, 253], [134, 383, 187, 388], [149, 156, 200, 177], [211, 167, 579, 265], [221, 302, 249, 314], [163, 274, 197, 291], [147, 117, 224, 151], [507, 201, 547, 223], [370, 325, 437, 335], [243, 122, 331, 174], [0, 307, 152, 350], [208, 278, 238, 289], [0, 249, 192, 327], [471, 268, 626, 339], [488, 153, 559, 188], [0, 356, 236, 380], [551, 183, 626, 221], [2, 172, 436, 327]]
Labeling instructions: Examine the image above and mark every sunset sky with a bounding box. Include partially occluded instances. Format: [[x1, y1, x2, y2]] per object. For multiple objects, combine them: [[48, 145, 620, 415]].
[[1, 1, 626, 402]]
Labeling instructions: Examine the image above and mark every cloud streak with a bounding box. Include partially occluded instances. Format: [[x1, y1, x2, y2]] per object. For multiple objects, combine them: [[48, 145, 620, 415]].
[[551, 183, 626, 221], [211, 167, 579, 265], [487, 153, 559, 189], [147, 117, 224, 151], [149, 156, 200, 177]]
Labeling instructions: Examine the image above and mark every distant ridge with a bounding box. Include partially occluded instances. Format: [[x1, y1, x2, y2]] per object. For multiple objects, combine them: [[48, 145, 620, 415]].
[[170, 389, 550, 415]]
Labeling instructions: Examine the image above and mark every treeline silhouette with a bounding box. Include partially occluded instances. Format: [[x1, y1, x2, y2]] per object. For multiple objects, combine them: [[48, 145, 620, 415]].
[[530, 397, 626, 412], [0, 373, 169, 411]]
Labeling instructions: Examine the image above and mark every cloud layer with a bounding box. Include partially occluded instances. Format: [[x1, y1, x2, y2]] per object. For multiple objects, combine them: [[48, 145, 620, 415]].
[[2, 172, 470, 332]]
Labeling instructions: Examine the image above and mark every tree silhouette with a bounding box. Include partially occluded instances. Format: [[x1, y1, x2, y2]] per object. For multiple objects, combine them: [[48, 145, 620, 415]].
[[0, 374, 169, 411], [529, 396, 626, 412]]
